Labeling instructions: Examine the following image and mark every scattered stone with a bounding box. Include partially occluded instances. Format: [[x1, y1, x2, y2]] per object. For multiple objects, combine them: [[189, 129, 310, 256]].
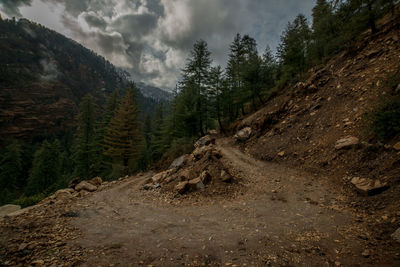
[[393, 142, 400, 151], [0, 204, 21, 217], [175, 181, 189, 194], [335, 136, 359, 149], [169, 155, 186, 169], [31, 259, 44, 266], [194, 135, 215, 148], [220, 170, 232, 183], [234, 127, 252, 142], [152, 171, 167, 184], [154, 183, 161, 189], [278, 151, 285, 157], [142, 184, 153, 190], [75, 181, 97, 192], [60, 211, 79, 218], [18, 243, 28, 251], [53, 189, 74, 200], [192, 146, 211, 160], [392, 228, 400, 242], [200, 171, 212, 184], [362, 249, 370, 258], [350, 177, 389, 196], [68, 177, 81, 189], [88, 177, 102, 186], [188, 178, 205, 191]]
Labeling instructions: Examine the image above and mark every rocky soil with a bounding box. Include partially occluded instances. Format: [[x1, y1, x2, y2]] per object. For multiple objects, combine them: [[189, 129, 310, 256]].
[[1, 137, 399, 266]]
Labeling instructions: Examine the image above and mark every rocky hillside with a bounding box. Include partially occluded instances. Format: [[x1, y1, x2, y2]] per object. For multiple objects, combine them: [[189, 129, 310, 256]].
[[0, 17, 166, 141]]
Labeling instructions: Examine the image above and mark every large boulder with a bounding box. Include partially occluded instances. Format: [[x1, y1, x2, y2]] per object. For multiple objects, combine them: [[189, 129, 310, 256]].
[[52, 188, 74, 200], [194, 135, 215, 148], [192, 146, 212, 160], [75, 181, 97, 192], [335, 136, 359, 149], [0, 204, 21, 217], [234, 127, 252, 142], [350, 177, 389, 196]]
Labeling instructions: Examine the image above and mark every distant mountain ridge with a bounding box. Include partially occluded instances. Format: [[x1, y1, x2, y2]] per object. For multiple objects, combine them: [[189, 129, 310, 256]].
[[0, 17, 169, 141]]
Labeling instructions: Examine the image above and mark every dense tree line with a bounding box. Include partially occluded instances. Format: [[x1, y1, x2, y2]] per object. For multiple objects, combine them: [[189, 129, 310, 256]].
[[0, 0, 397, 206]]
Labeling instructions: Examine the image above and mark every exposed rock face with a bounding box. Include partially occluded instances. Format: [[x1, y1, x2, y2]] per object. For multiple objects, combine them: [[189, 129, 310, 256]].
[[335, 136, 359, 149], [350, 177, 389, 196], [234, 127, 252, 142], [75, 181, 97, 192], [0, 204, 21, 217]]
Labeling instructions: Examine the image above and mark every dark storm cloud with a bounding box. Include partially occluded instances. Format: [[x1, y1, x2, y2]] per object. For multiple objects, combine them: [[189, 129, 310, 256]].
[[0, 0, 32, 17], [4, 0, 316, 89]]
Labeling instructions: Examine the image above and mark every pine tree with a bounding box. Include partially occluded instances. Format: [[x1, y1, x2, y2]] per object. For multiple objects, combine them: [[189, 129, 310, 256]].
[[181, 39, 213, 136], [277, 14, 311, 84], [0, 141, 22, 204], [104, 87, 142, 169], [208, 65, 225, 132], [72, 93, 98, 179], [26, 140, 61, 196]]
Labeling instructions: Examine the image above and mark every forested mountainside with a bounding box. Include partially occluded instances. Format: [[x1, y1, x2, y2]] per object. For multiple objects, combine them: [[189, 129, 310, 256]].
[[0, 17, 169, 140]]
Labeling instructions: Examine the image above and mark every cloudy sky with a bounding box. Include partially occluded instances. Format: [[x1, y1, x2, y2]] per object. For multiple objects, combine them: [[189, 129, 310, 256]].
[[1, 0, 315, 90]]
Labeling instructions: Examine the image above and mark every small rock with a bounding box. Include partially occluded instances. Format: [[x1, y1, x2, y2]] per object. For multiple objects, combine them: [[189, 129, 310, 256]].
[[362, 249, 370, 258], [75, 181, 97, 192], [154, 183, 161, 189], [152, 171, 167, 184], [200, 171, 212, 184], [220, 170, 232, 183], [234, 127, 252, 142], [392, 228, 400, 242], [335, 261, 341, 266], [350, 177, 389, 196], [278, 151, 285, 157], [53, 189, 73, 200], [88, 177, 102, 186], [188, 178, 205, 191], [142, 184, 153, 190], [0, 204, 21, 217], [175, 181, 189, 194], [194, 135, 215, 148], [335, 136, 359, 149], [18, 243, 28, 251], [393, 142, 400, 151], [68, 177, 81, 189], [169, 155, 186, 169], [32, 259, 44, 266]]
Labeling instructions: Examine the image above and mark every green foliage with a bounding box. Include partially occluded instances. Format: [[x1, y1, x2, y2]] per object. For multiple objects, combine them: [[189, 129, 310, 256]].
[[104, 84, 143, 170], [0, 141, 22, 193], [13, 194, 46, 208], [26, 140, 62, 196], [72, 93, 100, 179], [371, 98, 400, 141]]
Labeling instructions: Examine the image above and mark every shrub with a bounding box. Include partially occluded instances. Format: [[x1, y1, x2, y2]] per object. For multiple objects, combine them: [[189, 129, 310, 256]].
[[371, 98, 400, 141], [13, 193, 46, 208]]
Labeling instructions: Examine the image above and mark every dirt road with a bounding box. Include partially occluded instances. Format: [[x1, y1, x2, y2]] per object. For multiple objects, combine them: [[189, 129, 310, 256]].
[[67, 138, 390, 266]]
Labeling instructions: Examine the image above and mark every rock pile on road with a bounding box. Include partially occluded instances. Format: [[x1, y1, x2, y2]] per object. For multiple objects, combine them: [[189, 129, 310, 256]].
[[142, 135, 235, 195]]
